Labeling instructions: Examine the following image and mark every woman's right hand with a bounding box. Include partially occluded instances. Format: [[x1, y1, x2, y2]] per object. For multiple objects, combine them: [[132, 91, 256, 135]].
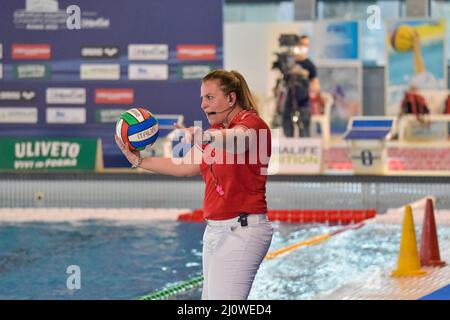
[[174, 123, 204, 145], [115, 135, 142, 167]]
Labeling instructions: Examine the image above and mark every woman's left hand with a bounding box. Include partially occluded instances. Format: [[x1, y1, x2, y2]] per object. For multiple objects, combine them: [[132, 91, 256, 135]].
[[115, 135, 142, 167]]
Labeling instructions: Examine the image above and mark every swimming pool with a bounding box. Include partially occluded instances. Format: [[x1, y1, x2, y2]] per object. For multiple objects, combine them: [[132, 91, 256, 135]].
[[1, 219, 449, 300], [0, 220, 204, 300]]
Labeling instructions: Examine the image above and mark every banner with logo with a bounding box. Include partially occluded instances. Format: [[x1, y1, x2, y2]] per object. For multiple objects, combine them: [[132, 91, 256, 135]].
[[386, 143, 450, 174], [0, 138, 98, 171], [0, 0, 223, 168], [316, 63, 362, 134], [385, 19, 447, 115], [269, 136, 322, 175], [314, 20, 360, 62]]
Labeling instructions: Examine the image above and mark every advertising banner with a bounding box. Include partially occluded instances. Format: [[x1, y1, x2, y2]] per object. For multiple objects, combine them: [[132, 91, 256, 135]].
[[269, 136, 322, 175], [0, 138, 98, 171], [385, 19, 447, 115], [0, 0, 223, 168], [386, 143, 450, 174], [314, 20, 360, 62], [317, 64, 362, 134]]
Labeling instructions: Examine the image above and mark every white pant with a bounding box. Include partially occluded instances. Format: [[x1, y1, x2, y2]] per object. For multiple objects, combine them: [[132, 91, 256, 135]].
[[201, 214, 273, 300]]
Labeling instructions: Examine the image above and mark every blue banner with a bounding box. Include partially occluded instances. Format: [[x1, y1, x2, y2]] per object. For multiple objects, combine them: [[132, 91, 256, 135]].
[[314, 20, 359, 61], [0, 0, 223, 167]]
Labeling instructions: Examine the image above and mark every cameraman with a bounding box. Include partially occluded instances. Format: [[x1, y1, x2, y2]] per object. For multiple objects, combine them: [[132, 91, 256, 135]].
[[283, 35, 320, 137]]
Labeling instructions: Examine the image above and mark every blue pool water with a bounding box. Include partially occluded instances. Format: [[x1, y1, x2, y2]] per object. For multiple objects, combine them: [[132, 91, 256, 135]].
[[0, 220, 205, 300], [1, 219, 449, 300]]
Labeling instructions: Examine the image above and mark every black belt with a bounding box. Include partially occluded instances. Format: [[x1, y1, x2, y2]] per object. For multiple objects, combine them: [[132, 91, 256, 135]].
[[237, 213, 248, 227]]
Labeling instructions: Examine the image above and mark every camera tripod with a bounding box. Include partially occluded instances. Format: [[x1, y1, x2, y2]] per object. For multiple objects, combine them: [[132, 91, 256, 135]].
[[284, 79, 310, 138]]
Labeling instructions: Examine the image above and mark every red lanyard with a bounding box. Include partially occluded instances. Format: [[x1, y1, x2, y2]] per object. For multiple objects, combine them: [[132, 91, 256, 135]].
[[208, 146, 224, 196]]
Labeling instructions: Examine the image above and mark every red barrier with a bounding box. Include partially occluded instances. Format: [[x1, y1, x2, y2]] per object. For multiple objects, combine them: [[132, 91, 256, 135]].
[[177, 209, 204, 222], [178, 209, 377, 224]]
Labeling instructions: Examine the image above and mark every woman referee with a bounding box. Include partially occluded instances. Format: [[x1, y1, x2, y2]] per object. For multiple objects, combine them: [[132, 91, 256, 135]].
[[115, 69, 273, 300]]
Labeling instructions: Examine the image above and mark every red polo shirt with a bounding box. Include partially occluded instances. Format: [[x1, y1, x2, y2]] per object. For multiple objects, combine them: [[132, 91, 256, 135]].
[[200, 110, 271, 220]]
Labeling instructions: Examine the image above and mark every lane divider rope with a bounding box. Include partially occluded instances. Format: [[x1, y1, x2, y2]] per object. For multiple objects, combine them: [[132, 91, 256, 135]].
[[136, 275, 204, 300], [265, 222, 365, 260]]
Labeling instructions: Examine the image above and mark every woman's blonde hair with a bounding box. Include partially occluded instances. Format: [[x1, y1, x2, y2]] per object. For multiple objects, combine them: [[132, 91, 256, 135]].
[[202, 69, 258, 113]]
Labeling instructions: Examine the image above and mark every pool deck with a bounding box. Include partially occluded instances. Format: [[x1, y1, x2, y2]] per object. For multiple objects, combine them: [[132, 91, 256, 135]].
[[313, 242, 450, 300], [313, 206, 450, 300], [0, 208, 186, 222]]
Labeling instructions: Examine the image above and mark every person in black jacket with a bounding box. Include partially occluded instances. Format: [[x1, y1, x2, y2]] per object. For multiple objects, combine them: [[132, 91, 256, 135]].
[[282, 35, 321, 137]]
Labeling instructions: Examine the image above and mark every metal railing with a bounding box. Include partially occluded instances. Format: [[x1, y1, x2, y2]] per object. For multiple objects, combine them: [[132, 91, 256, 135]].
[[1, 173, 450, 213]]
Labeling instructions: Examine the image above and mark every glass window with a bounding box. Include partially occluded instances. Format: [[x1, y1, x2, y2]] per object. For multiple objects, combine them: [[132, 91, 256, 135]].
[[318, 1, 404, 66], [431, 0, 450, 62], [224, 2, 294, 22], [362, 23, 387, 66], [317, 0, 404, 19], [226, 1, 407, 65]]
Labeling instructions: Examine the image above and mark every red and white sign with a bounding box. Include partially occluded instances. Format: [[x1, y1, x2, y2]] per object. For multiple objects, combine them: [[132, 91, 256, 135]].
[[12, 44, 51, 60], [176, 45, 216, 60], [387, 146, 450, 172], [95, 89, 134, 104]]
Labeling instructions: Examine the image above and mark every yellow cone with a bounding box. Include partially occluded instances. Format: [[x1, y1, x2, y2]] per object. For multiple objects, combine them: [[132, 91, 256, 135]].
[[392, 205, 427, 277]]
